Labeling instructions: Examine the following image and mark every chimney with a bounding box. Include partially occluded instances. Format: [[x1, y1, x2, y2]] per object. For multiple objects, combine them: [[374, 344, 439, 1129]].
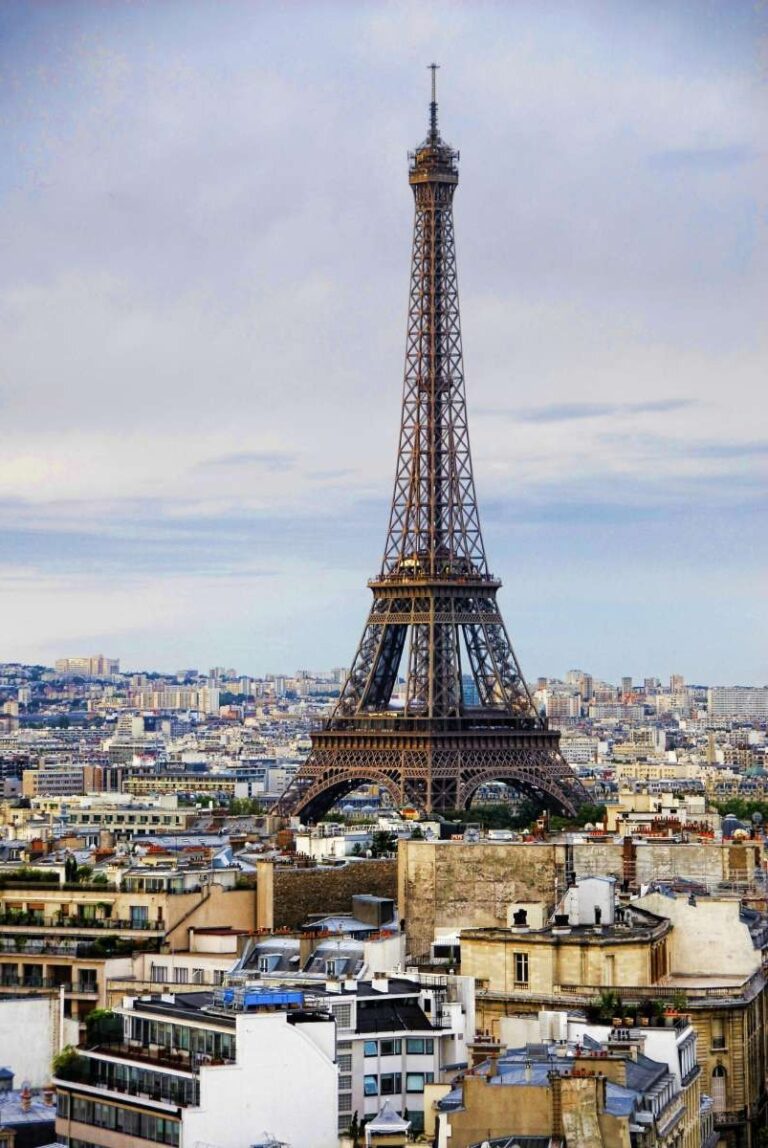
[[371, 973, 389, 993], [20, 1081, 32, 1112]]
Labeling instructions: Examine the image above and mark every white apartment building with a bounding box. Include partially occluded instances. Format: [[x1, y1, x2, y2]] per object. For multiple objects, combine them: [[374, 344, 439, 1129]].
[[708, 687, 768, 720], [312, 973, 470, 1135], [55, 988, 338, 1148]]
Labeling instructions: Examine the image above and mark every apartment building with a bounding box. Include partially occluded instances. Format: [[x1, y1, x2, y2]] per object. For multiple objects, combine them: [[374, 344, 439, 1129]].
[[54, 988, 338, 1148], [708, 688, 768, 721], [230, 932, 470, 1135], [0, 869, 256, 1020], [429, 1024, 703, 1148]]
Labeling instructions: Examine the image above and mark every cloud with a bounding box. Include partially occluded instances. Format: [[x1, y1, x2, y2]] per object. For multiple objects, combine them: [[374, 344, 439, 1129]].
[[478, 399, 698, 423], [688, 440, 768, 460], [649, 145, 755, 172], [0, 0, 765, 678], [196, 451, 298, 472]]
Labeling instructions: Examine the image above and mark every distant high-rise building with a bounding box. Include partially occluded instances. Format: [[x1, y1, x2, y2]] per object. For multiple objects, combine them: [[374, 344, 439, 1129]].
[[708, 687, 768, 720], [670, 674, 685, 693], [54, 655, 119, 677], [621, 676, 633, 697]]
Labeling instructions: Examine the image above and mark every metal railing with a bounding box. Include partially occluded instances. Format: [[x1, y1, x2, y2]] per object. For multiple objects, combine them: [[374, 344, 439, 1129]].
[[713, 1108, 747, 1127], [0, 913, 164, 932], [558, 971, 764, 1005], [0, 976, 97, 993]]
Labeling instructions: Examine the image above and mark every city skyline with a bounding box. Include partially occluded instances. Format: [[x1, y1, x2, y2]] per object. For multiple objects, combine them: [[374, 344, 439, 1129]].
[[1, 2, 766, 682]]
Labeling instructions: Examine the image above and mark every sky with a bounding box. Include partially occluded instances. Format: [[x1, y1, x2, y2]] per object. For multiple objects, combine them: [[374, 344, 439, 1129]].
[[0, 0, 766, 684]]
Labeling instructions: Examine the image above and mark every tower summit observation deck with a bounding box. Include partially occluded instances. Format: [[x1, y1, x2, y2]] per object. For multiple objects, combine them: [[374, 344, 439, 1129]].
[[277, 70, 586, 822]]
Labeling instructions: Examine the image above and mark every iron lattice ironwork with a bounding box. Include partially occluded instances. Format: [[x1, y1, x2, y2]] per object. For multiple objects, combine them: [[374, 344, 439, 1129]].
[[278, 75, 586, 822]]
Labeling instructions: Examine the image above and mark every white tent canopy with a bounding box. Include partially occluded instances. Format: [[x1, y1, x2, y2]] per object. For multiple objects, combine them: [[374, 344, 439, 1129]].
[[365, 1101, 412, 1144]]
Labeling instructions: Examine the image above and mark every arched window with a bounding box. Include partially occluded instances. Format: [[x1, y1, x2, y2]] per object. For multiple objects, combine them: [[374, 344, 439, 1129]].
[[711, 1065, 727, 1112]]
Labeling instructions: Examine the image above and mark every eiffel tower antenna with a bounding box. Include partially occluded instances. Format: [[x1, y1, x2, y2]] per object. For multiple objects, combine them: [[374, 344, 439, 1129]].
[[277, 73, 586, 822], [428, 62, 439, 141]]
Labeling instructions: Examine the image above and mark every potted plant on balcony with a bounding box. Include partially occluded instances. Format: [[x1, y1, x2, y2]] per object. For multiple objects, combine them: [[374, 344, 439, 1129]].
[[53, 1045, 87, 1082]]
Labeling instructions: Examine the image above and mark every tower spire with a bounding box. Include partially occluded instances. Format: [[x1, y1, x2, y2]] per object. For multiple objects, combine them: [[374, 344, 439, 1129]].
[[428, 61, 440, 142]]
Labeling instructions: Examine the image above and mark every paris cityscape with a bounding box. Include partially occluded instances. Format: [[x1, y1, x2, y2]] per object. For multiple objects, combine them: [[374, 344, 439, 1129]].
[[1, 4, 766, 1148]]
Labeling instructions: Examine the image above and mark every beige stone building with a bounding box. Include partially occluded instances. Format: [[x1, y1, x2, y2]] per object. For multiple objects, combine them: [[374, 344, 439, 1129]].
[[461, 895, 671, 1023], [398, 838, 764, 959], [0, 871, 257, 1021], [458, 884, 766, 1148], [429, 1042, 695, 1148]]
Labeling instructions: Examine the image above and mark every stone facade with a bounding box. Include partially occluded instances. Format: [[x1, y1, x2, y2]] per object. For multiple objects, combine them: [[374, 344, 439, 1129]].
[[256, 859, 396, 930]]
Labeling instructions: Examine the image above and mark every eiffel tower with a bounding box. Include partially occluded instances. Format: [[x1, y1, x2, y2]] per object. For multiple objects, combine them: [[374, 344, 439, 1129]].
[[278, 70, 586, 822]]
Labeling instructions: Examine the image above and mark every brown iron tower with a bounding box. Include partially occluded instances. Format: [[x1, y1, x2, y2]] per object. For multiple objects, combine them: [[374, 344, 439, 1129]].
[[278, 71, 586, 822]]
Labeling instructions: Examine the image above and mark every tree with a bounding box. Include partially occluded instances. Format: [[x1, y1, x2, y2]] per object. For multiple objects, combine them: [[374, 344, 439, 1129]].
[[370, 831, 398, 858], [348, 1111, 360, 1147], [64, 854, 78, 883], [227, 797, 264, 816]]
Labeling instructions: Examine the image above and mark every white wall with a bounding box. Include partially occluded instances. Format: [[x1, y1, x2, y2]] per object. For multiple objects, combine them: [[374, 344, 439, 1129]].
[[564, 877, 615, 926], [181, 1010, 337, 1148], [363, 933, 404, 974], [0, 995, 59, 1087], [635, 893, 760, 977]]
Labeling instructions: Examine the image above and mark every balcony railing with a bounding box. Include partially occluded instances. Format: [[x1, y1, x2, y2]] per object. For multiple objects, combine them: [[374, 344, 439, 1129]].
[[557, 971, 764, 1006], [0, 914, 164, 932], [54, 1066, 200, 1109], [88, 1043, 206, 1073], [0, 976, 97, 994], [713, 1108, 747, 1127]]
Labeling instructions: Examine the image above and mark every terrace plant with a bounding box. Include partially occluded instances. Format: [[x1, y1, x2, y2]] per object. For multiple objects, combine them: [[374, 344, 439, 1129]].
[[52, 1045, 87, 1081]]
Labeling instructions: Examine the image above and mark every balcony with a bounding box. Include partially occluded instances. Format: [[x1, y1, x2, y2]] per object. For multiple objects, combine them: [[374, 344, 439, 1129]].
[[0, 976, 97, 995], [54, 1064, 200, 1109], [0, 913, 165, 934], [713, 1108, 747, 1127], [557, 971, 765, 1008]]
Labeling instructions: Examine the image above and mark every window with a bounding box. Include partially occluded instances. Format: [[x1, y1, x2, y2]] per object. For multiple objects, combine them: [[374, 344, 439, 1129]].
[[380, 1073, 402, 1095], [514, 951, 529, 985], [331, 1003, 352, 1029], [213, 970, 226, 986], [151, 964, 168, 983], [379, 1039, 402, 1056], [192, 968, 205, 985], [338, 1054, 352, 1072], [711, 1018, 726, 1050], [339, 1075, 352, 1091], [364, 1075, 378, 1096], [406, 1072, 434, 1093], [711, 1066, 727, 1113], [406, 1038, 434, 1055], [174, 967, 189, 984], [130, 904, 149, 925], [364, 1041, 378, 1057]]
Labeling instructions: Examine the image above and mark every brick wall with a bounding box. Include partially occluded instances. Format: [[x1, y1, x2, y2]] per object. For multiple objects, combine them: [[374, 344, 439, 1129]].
[[270, 860, 397, 930]]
